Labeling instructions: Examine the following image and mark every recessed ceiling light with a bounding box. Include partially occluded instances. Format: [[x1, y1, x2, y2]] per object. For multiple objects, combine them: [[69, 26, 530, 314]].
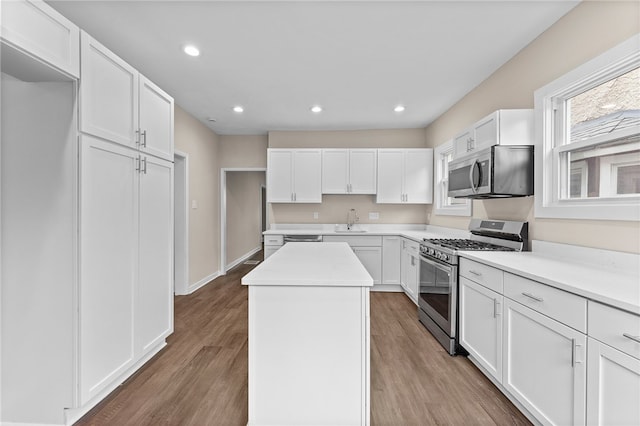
[[601, 103, 617, 110], [394, 105, 406, 112], [208, 117, 217, 122], [233, 106, 244, 113], [311, 105, 323, 113], [183, 45, 200, 57]]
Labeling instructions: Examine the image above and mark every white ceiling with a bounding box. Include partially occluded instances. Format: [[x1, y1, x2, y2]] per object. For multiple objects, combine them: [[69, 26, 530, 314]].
[[47, 1, 579, 135]]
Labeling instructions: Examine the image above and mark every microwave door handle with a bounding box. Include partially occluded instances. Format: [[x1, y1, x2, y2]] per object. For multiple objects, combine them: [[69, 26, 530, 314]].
[[469, 159, 480, 193]]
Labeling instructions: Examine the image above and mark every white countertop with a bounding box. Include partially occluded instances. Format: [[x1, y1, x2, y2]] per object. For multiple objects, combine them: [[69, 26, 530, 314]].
[[460, 250, 640, 315], [263, 223, 469, 243], [242, 242, 374, 287]]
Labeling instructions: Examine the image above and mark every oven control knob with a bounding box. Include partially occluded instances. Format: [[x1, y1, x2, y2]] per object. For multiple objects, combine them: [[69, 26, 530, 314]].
[[442, 254, 449, 262], [435, 252, 442, 259], [429, 248, 435, 256]]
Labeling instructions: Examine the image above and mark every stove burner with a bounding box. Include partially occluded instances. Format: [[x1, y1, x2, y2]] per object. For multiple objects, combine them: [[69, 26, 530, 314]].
[[424, 238, 515, 251]]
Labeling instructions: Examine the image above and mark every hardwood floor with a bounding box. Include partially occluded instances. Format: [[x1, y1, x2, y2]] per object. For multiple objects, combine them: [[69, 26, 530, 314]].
[[76, 251, 530, 425]]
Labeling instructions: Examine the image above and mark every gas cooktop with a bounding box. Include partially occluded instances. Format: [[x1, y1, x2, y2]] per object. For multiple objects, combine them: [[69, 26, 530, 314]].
[[423, 238, 516, 252]]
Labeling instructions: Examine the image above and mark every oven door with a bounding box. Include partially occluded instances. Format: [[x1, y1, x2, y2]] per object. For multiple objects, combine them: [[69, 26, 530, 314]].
[[418, 254, 457, 338]]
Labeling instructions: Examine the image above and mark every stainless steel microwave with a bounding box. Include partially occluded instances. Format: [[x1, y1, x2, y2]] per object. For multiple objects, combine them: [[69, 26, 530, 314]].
[[447, 145, 534, 199]]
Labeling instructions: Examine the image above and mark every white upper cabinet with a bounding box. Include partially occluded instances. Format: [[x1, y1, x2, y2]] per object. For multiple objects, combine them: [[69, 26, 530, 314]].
[[0, 0, 80, 78], [452, 109, 533, 158], [268, 149, 322, 203], [80, 31, 174, 160], [139, 75, 174, 161], [80, 31, 139, 148], [377, 149, 433, 204], [322, 149, 377, 194]]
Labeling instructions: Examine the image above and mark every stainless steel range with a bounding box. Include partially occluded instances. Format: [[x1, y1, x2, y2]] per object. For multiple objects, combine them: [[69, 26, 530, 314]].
[[418, 219, 528, 355]]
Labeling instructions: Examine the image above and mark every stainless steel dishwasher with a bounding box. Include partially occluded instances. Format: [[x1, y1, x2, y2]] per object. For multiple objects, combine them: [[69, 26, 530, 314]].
[[283, 235, 323, 243]]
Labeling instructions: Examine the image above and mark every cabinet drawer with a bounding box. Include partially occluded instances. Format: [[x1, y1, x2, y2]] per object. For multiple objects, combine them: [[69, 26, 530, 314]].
[[504, 273, 587, 333], [264, 235, 284, 246], [459, 258, 503, 294], [589, 301, 640, 359], [323, 235, 382, 247], [402, 238, 419, 254]]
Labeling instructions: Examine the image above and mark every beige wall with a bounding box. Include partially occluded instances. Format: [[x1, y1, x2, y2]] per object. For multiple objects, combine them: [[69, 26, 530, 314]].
[[424, 1, 640, 254], [219, 135, 268, 168], [226, 171, 266, 265], [268, 129, 428, 224], [175, 105, 221, 284]]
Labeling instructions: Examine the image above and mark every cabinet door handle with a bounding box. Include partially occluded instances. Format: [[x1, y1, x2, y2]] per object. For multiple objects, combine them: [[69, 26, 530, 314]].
[[623, 333, 640, 344], [469, 270, 482, 277], [522, 292, 544, 302], [493, 299, 499, 318], [135, 129, 141, 146], [135, 156, 141, 172], [141, 130, 147, 148], [571, 339, 583, 367], [142, 157, 147, 174]]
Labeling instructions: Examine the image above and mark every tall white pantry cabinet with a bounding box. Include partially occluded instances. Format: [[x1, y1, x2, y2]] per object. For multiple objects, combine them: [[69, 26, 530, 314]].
[[1, 2, 175, 424]]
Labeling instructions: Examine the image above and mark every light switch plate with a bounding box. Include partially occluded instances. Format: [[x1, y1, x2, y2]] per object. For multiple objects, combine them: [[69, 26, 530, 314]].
[[369, 212, 379, 220], [313, 212, 319, 219], [192, 200, 198, 209]]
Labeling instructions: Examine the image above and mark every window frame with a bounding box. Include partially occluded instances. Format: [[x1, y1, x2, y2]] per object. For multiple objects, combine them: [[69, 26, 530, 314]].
[[433, 140, 472, 217], [534, 34, 640, 221]]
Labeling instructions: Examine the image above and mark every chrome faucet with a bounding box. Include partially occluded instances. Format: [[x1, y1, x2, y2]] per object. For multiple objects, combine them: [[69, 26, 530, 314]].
[[346, 208, 359, 230]]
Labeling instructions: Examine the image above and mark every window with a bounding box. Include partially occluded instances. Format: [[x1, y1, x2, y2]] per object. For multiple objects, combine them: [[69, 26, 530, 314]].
[[433, 140, 471, 216], [534, 34, 640, 221]]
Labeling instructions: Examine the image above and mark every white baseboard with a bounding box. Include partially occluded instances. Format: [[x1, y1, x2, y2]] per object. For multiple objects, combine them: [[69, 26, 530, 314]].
[[1, 423, 61, 426], [186, 271, 222, 295], [225, 246, 262, 271], [371, 284, 403, 292]]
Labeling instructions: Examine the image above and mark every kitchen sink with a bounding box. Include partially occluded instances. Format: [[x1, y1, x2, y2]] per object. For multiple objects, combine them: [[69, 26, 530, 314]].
[[334, 225, 367, 233]]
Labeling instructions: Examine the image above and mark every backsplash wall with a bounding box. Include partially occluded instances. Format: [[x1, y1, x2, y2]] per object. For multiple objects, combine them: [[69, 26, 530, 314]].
[[268, 129, 429, 225]]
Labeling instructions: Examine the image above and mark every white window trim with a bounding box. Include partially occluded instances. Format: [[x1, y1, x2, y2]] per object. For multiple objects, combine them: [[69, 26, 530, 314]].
[[433, 140, 472, 217], [534, 33, 640, 221]]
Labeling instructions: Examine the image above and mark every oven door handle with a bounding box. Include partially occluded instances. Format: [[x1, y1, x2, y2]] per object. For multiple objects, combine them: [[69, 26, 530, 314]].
[[419, 253, 454, 274]]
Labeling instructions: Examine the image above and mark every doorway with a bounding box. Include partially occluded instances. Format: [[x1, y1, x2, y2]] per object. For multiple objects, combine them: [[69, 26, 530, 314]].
[[174, 151, 189, 295], [220, 168, 267, 273]]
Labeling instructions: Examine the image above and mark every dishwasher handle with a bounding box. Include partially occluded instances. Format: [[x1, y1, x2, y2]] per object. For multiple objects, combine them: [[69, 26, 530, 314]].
[[283, 235, 323, 243]]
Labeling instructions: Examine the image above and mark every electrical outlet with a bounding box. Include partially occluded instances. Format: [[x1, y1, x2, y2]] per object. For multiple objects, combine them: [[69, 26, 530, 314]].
[[369, 212, 379, 220], [313, 212, 319, 219]]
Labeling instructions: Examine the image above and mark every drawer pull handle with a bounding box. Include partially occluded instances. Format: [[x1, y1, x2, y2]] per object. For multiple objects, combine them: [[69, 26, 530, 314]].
[[623, 333, 640, 344], [469, 270, 482, 276], [522, 292, 544, 302]]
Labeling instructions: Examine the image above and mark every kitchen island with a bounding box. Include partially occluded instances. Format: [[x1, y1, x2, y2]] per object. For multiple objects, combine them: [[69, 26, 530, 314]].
[[242, 242, 373, 426]]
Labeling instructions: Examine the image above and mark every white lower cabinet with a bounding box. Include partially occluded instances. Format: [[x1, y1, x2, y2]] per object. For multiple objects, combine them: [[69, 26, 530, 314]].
[[381, 236, 401, 285], [353, 246, 382, 285], [587, 338, 640, 426], [400, 239, 419, 303], [79, 137, 139, 403], [459, 277, 502, 382], [80, 135, 174, 404], [503, 298, 586, 426]]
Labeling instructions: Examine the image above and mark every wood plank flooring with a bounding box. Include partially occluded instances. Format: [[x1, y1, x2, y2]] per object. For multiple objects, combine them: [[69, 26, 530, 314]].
[[76, 251, 530, 425]]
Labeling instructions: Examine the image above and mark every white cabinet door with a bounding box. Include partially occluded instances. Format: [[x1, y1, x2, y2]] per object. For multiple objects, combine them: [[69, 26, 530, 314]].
[[267, 150, 293, 202], [404, 149, 433, 204], [453, 129, 472, 157], [80, 31, 138, 148], [139, 75, 174, 161], [473, 112, 499, 152], [0, 0, 80, 78], [376, 149, 404, 203], [322, 149, 349, 194], [400, 240, 419, 303], [459, 277, 503, 382], [293, 150, 322, 203], [137, 156, 174, 356], [79, 135, 138, 405], [353, 246, 382, 285], [382, 236, 401, 285], [503, 299, 586, 426], [587, 338, 640, 426], [349, 149, 377, 194]]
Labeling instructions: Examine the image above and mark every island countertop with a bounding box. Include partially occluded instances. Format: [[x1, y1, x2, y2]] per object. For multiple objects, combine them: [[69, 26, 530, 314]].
[[241, 242, 374, 287]]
